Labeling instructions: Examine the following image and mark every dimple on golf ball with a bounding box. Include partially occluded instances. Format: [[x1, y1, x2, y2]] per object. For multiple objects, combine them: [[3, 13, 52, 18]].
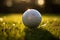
[[22, 9, 42, 28]]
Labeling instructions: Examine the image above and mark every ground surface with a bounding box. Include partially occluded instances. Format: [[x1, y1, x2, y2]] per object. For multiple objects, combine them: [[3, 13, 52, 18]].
[[0, 13, 60, 40]]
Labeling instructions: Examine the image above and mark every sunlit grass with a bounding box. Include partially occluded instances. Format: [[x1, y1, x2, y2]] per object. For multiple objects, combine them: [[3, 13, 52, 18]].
[[40, 15, 60, 38], [0, 14, 60, 40]]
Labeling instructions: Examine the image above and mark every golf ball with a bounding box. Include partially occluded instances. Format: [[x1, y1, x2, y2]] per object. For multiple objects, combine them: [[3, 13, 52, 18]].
[[22, 9, 42, 28]]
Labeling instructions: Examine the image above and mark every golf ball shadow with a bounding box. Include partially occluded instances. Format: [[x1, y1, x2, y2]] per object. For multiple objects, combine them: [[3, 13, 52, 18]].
[[22, 9, 42, 28]]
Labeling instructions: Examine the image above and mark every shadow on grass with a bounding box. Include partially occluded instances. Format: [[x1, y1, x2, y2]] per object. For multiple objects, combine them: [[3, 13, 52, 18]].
[[24, 27, 60, 40]]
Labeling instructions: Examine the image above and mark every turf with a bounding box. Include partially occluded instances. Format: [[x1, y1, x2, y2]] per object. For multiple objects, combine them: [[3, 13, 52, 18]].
[[0, 14, 60, 40]]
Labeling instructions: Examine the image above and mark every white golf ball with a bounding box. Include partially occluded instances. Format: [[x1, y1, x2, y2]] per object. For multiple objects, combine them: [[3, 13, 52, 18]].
[[22, 9, 42, 28]]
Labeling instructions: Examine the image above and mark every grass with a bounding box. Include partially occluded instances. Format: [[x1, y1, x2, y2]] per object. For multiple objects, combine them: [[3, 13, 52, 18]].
[[0, 14, 60, 40]]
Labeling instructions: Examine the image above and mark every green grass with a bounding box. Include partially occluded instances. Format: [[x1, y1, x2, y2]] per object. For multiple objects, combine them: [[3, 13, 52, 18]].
[[0, 14, 60, 40]]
